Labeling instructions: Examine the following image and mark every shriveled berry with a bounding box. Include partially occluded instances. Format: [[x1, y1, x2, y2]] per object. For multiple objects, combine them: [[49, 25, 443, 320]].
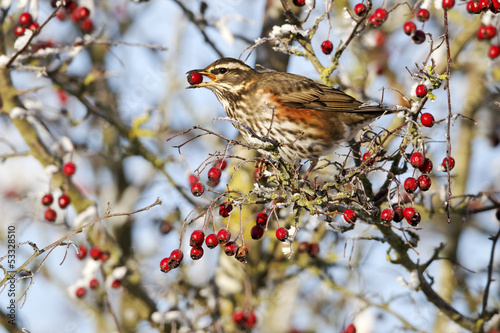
[[380, 208, 395, 223], [256, 212, 268, 226], [160, 257, 171, 272], [190, 247, 204, 260], [205, 233, 219, 248], [354, 3, 367, 16], [224, 241, 238, 256], [416, 8, 430, 22], [58, 193, 71, 208], [418, 175, 432, 191], [403, 207, 421, 226], [191, 182, 204, 196], [219, 202, 233, 217], [190, 230, 205, 247], [410, 152, 425, 168], [235, 246, 249, 263], [251, 225, 265, 240], [421, 112, 435, 127], [217, 228, 231, 244], [187, 72, 203, 85], [76, 245, 87, 259], [42, 193, 54, 206], [321, 40, 333, 54], [89, 246, 101, 260], [416, 84, 427, 97], [489, 45, 500, 59], [441, 157, 455, 171], [208, 167, 222, 182], [403, 21, 417, 35], [393, 205, 405, 222], [63, 162, 76, 176], [44, 208, 57, 222], [297, 241, 310, 252], [404, 177, 418, 193], [343, 208, 357, 223], [411, 30, 426, 44], [419, 158, 433, 173], [276, 227, 289, 241]]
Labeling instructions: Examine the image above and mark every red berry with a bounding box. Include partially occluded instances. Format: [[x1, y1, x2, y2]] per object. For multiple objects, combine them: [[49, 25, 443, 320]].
[[411, 30, 426, 44], [191, 182, 204, 196], [478, 0, 491, 10], [160, 257, 171, 273], [416, 8, 430, 22], [111, 279, 121, 289], [308, 242, 320, 257], [190, 230, 205, 247], [44, 208, 57, 222], [403, 21, 417, 35], [410, 152, 425, 168], [63, 162, 76, 176], [467, 0, 481, 12], [75, 287, 86, 298], [251, 225, 265, 240], [58, 193, 71, 208], [321, 40, 333, 55], [187, 72, 203, 85], [441, 157, 455, 171], [256, 212, 268, 226], [219, 202, 233, 217], [293, 0, 306, 6], [393, 205, 405, 222], [380, 208, 395, 223], [354, 3, 367, 16], [214, 159, 227, 170], [190, 247, 204, 260], [188, 174, 199, 185], [275, 227, 289, 242], [490, 0, 500, 12], [373, 8, 388, 22], [297, 241, 309, 252], [233, 310, 246, 326], [343, 209, 357, 223], [42, 193, 54, 206], [404, 177, 418, 193], [217, 228, 231, 244], [418, 175, 432, 191], [19, 12, 33, 27], [205, 233, 219, 248], [77, 7, 90, 20], [244, 311, 257, 328], [485, 25, 498, 39], [235, 246, 249, 263], [80, 18, 94, 34], [362, 152, 375, 166], [419, 158, 433, 173], [208, 167, 222, 182], [421, 112, 435, 127], [345, 323, 357, 333], [168, 249, 184, 268], [29, 22, 40, 32], [89, 278, 99, 289], [368, 14, 382, 27], [489, 45, 500, 59], [99, 251, 110, 262], [13, 26, 25, 37], [442, 0, 455, 9], [224, 241, 238, 256], [478, 26, 488, 40], [89, 246, 101, 260], [76, 245, 87, 259], [403, 207, 421, 226], [416, 84, 427, 97]]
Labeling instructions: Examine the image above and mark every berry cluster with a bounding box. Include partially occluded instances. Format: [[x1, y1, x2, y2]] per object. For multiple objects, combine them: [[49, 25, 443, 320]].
[[13, 12, 39, 37], [232, 309, 257, 329], [53, 0, 93, 34], [465, 0, 499, 58], [41, 161, 76, 222], [189, 159, 227, 196]]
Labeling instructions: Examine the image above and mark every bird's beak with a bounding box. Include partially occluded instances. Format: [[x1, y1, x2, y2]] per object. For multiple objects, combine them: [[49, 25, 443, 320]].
[[185, 69, 217, 89]]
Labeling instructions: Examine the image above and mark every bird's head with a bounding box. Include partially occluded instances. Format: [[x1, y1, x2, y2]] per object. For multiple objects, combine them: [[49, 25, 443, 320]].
[[186, 58, 257, 94]]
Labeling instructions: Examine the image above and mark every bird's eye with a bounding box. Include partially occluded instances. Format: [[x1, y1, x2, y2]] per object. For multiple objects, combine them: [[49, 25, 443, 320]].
[[219, 68, 228, 74]]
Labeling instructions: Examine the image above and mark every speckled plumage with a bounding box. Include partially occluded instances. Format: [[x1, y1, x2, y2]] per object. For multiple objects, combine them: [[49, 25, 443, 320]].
[[187, 58, 388, 162]]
